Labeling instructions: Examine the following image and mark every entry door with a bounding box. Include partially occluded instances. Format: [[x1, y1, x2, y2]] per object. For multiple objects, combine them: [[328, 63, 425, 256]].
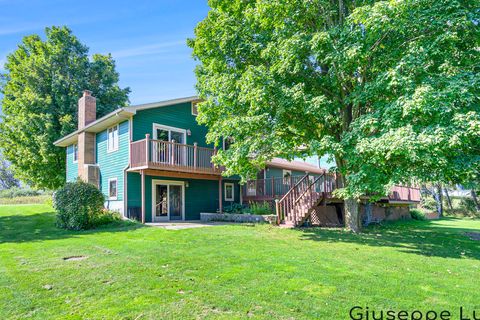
[[153, 181, 184, 221], [154, 184, 168, 221]]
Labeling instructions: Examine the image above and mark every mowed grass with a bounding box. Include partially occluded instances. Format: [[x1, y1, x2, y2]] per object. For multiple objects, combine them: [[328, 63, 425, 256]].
[[0, 205, 479, 319]]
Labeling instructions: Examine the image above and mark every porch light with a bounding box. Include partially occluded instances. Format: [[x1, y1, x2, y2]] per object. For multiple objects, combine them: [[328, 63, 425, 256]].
[[186, 129, 191, 136], [185, 182, 189, 188]]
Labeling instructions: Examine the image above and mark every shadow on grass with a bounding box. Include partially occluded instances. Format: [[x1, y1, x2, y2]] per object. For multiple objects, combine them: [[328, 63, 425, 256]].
[[299, 218, 480, 260], [0, 211, 144, 244]]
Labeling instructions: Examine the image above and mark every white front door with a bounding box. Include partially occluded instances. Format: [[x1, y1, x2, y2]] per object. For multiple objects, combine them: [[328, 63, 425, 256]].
[[152, 180, 185, 222]]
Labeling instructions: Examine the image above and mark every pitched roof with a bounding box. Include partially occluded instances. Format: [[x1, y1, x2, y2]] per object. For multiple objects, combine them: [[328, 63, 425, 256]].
[[53, 96, 199, 147], [267, 158, 325, 174]]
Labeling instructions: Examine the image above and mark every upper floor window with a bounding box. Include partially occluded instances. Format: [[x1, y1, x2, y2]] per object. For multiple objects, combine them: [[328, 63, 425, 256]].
[[191, 101, 199, 116], [107, 125, 119, 152], [283, 170, 292, 184], [223, 137, 234, 151], [73, 144, 78, 163]]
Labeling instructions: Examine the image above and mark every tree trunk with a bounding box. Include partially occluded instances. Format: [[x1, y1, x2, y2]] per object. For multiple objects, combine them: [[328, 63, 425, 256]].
[[444, 187, 453, 210], [471, 190, 480, 212], [334, 156, 361, 233], [344, 198, 361, 233], [434, 184, 443, 217]]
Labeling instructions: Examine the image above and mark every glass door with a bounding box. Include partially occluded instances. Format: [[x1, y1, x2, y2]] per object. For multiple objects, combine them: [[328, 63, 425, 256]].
[[152, 125, 187, 165], [154, 184, 168, 221], [153, 128, 169, 163], [169, 185, 183, 220], [153, 181, 184, 221], [170, 130, 186, 166]]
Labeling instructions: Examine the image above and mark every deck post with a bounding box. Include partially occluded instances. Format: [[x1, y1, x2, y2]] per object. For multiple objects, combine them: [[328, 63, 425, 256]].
[[271, 177, 275, 198], [239, 184, 243, 205], [141, 170, 145, 224], [275, 199, 281, 225], [193, 142, 197, 170], [218, 177, 223, 213], [145, 134, 150, 166], [171, 139, 176, 165]]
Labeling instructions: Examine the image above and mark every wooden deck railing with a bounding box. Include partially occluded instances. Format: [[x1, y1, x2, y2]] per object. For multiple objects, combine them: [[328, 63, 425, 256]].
[[276, 173, 335, 225], [389, 185, 421, 202], [242, 173, 336, 202], [129, 135, 221, 174]]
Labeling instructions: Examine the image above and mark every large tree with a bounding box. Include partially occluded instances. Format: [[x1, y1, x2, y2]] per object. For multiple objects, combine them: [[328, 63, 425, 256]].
[[189, 0, 479, 231], [0, 26, 130, 189]]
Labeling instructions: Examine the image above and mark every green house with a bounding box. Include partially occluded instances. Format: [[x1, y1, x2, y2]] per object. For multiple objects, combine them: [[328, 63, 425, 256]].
[[54, 91, 324, 223]]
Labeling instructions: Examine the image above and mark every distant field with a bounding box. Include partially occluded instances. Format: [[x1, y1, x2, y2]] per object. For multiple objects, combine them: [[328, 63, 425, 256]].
[[0, 204, 479, 319], [0, 195, 51, 205]]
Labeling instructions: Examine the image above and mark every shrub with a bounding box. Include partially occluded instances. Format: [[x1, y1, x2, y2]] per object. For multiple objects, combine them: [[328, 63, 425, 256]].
[[93, 209, 122, 226], [420, 196, 437, 211], [410, 208, 426, 221], [223, 203, 244, 214], [459, 198, 477, 213], [248, 201, 273, 215], [53, 181, 105, 230]]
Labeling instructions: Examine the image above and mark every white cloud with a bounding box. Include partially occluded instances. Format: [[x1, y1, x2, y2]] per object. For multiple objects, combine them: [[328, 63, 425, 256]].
[[111, 40, 186, 59]]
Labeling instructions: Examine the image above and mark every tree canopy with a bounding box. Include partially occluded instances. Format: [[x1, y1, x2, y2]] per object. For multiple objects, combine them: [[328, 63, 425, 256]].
[[189, 0, 479, 231], [0, 26, 130, 189]]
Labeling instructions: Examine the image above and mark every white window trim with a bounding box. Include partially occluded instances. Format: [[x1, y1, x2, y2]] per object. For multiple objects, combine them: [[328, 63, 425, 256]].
[[108, 178, 118, 200], [224, 182, 234, 201], [222, 137, 234, 151], [151, 180, 185, 222], [191, 101, 199, 116], [283, 170, 292, 184], [152, 123, 187, 143], [72, 144, 78, 163], [107, 124, 119, 153]]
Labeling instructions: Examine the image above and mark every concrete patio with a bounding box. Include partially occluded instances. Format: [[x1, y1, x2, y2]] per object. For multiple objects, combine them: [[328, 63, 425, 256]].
[[145, 221, 233, 230]]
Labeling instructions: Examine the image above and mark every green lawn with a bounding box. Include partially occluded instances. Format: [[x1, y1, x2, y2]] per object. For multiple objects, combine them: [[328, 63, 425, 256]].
[[1, 205, 479, 319]]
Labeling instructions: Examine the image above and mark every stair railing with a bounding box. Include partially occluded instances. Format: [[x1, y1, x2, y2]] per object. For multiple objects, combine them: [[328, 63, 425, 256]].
[[276, 174, 310, 224]]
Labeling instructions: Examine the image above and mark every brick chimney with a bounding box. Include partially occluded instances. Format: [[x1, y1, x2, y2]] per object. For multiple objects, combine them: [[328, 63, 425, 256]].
[[77, 90, 97, 184], [78, 90, 96, 129]]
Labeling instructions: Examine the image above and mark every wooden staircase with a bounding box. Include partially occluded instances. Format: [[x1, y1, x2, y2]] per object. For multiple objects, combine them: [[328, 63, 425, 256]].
[[275, 173, 335, 227]]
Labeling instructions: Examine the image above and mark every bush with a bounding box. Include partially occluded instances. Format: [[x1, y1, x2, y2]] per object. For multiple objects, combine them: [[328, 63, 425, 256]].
[[421, 196, 437, 211], [248, 201, 273, 215], [410, 208, 426, 221], [223, 203, 244, 214], [93, 209, 122, 226], [459, 198, 477, 212], [53, 181, 105, 230]]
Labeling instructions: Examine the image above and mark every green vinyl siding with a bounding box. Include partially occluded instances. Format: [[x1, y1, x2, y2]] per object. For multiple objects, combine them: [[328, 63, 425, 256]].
[[127, 173, 240, 222], [265, 167, 308, 179], [132, 101, 211, 147], [66, 144, 78, 182], [96, 120, 129, 201]]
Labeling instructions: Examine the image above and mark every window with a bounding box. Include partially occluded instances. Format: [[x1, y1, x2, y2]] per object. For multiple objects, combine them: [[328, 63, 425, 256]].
[[108, 178, 118, 200], [223, 137, 234, 151], [107, 125, 119, 152], [191, 101, 199, 116], [283, 170, 292, 184], [246, 181, 257, 196], [73, 144, 78, 163], [224, 183, 234, 201]]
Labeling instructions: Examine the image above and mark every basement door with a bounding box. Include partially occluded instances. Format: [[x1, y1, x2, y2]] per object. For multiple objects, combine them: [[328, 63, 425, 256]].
[[152, 180, 185, 221]]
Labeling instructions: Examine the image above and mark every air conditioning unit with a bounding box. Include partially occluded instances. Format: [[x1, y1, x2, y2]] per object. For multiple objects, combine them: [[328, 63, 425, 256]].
[[84, 164, 100, 188]]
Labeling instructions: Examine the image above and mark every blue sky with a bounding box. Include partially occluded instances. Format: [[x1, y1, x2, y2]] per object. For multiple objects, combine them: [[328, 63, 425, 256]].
[[0, 0, 210, 105]]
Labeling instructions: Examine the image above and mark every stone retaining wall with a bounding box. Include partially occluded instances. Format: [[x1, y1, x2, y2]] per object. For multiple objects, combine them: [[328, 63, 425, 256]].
[[200, 212, 276, 224]]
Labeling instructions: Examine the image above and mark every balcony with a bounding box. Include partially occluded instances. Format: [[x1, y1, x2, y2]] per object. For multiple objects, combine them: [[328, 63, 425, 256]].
[[129, 136, 221, 175], [389, 185, 421, 202]]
